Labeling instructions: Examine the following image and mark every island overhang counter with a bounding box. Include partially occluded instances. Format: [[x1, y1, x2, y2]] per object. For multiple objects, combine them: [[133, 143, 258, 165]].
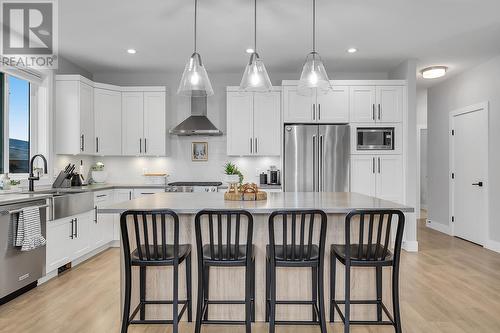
[[99, 192, 413, 323]]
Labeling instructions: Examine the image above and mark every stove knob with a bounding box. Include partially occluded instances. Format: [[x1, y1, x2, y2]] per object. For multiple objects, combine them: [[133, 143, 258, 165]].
[[211, 188, 216, 192], [205, 188, 209, 192]]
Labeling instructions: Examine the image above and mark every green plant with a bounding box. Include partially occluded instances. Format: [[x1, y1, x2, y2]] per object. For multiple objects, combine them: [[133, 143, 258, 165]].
[[91, 162, 105, 171], [223, 162, 244, 184]]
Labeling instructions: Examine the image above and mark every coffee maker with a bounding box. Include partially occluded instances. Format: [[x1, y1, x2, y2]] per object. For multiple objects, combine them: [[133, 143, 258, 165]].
[[267, 165, 281, 185]]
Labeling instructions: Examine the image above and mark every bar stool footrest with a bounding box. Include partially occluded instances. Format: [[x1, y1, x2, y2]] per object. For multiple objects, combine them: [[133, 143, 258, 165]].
[[332, 299, 395, 325], [129, 301, 189, 325]]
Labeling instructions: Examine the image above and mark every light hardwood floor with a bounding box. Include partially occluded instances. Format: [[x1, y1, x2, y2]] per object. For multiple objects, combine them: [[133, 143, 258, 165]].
[[2, 215, 500, 333]]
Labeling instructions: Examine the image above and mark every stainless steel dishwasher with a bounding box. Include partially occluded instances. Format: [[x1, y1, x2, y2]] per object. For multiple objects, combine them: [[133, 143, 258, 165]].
[[0, 199, 48, 304]]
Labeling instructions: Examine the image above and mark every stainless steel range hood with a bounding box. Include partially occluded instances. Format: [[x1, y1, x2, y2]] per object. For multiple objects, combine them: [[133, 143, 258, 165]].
[[170, 91, 222, 136]]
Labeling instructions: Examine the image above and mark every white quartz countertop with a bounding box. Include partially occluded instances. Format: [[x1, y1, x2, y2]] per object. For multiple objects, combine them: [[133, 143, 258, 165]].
[[98, 192, 413, 214]]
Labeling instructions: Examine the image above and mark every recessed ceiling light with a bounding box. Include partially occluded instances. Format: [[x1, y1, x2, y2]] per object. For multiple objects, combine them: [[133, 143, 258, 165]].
[[347, 48, 358, 54], [421, 66, 448, 79], [127, 49, 137, 54], [245, 48, 255, 54]]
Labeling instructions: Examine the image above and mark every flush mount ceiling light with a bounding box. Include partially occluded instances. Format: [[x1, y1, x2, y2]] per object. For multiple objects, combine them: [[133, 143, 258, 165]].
[[298, 0, 331, 96], [239, 0, 272, 92], [177, 0, 214, 97], [127, 49, 137, 54], [347, 47, 357, 54], [421, 66, 448, 79]]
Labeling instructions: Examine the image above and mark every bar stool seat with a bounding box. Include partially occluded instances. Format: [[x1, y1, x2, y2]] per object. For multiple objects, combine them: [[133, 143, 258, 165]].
[[202, 244, 254, 262], [131, 244, 191, 264], [331, 244, 394, 265], [266, 244, 320, 262]]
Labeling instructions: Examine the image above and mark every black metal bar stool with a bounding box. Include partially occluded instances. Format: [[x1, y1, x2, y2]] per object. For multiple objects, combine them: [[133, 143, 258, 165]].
[[266, 209, 328, 333], [120, 210, 192, 333], [194, 209, 255, 333], [330, 209, 405, 333]]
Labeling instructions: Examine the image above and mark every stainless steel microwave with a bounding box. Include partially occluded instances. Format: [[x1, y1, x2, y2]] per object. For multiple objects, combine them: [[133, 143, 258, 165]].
[[357, 127, 394, 150]]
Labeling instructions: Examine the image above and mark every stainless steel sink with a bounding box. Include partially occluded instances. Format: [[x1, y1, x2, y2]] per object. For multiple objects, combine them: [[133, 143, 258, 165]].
[[50, 191, 94, 220]]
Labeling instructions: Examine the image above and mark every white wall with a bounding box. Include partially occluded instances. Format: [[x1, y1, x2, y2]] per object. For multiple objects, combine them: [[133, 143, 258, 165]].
[[427, 54, 500, 243], [416, 88, 428, 127]]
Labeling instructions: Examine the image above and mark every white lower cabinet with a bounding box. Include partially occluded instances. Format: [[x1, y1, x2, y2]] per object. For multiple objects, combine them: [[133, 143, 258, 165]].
[[112, 189, 134, 241], [350, 154, 403, 203], [92, 190, 115, 249], [133, 188, 164, 198]]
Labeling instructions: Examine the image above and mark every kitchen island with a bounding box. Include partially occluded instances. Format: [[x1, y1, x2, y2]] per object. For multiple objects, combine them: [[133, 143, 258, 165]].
[[99, 192, 413, 322]]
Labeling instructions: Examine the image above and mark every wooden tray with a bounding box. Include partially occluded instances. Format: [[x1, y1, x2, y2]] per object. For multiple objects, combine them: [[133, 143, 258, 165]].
[[224, 191, 267, 201]]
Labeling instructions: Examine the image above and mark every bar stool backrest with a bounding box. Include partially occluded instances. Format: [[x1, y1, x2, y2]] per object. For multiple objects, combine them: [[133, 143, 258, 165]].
[[120, 209, 180, 262], [268, 210, 327, 261], [345, 210, 405, 262], [195, 210, 253, 261]]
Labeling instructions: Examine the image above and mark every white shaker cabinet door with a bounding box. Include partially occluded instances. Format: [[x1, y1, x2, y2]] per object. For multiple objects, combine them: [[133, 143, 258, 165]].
[[227, 92, 254, 155], [122, 92, 144, 155], [143, 91, 167, 156], [71, 211, 92, 259], [375, 155, 403, 203], [46, 218, 73, 274], [79, 82, 95, 154], [94, 88, 122, 155], [350, 155, 377, 197], [350, 86, 376, 123], [283, 86, 314, 123], [376, 86, 403, 122], [316, 86, 349, 123], [253, 91, 281, 156]]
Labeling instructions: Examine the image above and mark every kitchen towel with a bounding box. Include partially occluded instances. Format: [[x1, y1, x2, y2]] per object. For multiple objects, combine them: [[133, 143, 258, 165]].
[[14, 206, 46, 251]]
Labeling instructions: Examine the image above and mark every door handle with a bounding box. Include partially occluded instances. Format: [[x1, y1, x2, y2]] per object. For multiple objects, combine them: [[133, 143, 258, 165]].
[[80, 134, 84, 151], [372, 157, 375, 174], [139, 138, 142, 153], [319, 135, 324, 191], [378, 104, 381, 120], [372, 104, 375, 120], [472, 182, 483, 187], [312, 135, 317, 191], [312, 104, 316, 121], [318, 104, 321, 120], [94, 206, 98, 224], [144, 138, 147, 153], [74, 218, 78, 238], [378, 157, 381, 173], [96, 137, 99, 153], [254, 138, 258, 154], [250, 138, 253, 154], [70, 219, 74, 239]]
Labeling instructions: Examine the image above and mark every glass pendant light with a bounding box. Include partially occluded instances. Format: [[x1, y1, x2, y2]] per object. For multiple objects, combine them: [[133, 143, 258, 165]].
[[178, 0, 214, 97], [239, 0, 272, 92], [298, 0, 331, 96]]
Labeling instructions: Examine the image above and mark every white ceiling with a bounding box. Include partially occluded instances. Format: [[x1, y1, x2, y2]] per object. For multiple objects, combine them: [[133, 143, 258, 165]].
[[59, 0, 500, 86]]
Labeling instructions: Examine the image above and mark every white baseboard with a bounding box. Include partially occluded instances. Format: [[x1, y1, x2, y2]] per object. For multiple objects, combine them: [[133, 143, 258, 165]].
[[38, 270, 57, 285], [426, 219, 451, 235], [403, 240, 418, 252], [109, 240, 120, 248], [485, 240, 500, 254]]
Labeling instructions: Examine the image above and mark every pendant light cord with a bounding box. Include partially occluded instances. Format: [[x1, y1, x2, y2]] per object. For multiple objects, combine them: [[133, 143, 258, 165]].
[[254, 0, 257, 52], [312, 0, 316, 52], [194, 0, 198, 52]]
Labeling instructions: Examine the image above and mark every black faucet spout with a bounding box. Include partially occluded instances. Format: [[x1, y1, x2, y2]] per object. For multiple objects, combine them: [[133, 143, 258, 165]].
[[28, 154, 48, 192]]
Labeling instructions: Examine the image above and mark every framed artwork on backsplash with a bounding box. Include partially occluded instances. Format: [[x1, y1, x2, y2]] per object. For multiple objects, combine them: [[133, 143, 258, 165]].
[[192, 142, 208, 161]]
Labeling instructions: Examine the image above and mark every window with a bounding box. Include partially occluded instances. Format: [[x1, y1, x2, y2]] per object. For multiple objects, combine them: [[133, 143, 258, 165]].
[[2, 75, 31, 174]]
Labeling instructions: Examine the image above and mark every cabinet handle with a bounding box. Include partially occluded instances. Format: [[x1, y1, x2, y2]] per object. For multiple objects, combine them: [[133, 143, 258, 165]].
[[139, 138, 142, 153], [80, 134, 84, 152], [312, 104, 316, 120], [378, 104, 381, 120], [94, 206, 98, 224], [250, 138, 253, 154], [372, 157, 375, 174], [378, 157, 381, 174], [255, 138, 258, 154], [75, 218, 78, 238], [372, 104, 375, 120], [96, 137, 99, 153], [129, 191, 132, 200], [70, 219, 74, 239], [144, 138, 147, 154], [318, 104, 321, 120]]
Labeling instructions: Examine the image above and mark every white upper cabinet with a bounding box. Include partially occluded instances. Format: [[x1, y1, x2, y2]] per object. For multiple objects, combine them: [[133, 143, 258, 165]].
[[350, 86, 376, 123], [143, 91, 167, 156], [316, 86, 349, 123], [227, 89, 281, 156], [350, 85, 403, 123], [283, 86, 313, 123], [55, 76, 95, 155], [283, 84, 349, 123], [376, 86, 403, 122], [227, 92, 254, 156], [94, 87, 122, 155], [253, 91, 281, 156], [122, 92, 144, 155], [122, 90, 166, 156]]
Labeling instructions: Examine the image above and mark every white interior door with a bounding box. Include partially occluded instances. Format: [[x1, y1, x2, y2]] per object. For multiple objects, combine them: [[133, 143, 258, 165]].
[[451, 103, 488, 245]]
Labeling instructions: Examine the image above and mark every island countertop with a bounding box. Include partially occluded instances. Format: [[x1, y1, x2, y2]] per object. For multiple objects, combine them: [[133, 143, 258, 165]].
[[99, 191, 413, 214]]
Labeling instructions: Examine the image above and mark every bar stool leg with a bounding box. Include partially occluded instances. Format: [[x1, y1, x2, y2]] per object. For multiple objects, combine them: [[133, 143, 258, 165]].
[[330, 255, 336, 322], [269, 262, 276, 333], [251, 258, 256, 322], [245, 263, 252, 333], [265, 257, 270, 322], [121, 264, 132, 333], [392, 264, 402, 333], [173, 261, 179, 333], [186, 253, 193, 322], [203, 265, 210, 321], [139, 266, 146, 320], [376, 266, 383, 321], [344, 264, 351, 333], [318, 262, 327, 333], [194, 260, 204, 333], [312, 266, 318, 322]]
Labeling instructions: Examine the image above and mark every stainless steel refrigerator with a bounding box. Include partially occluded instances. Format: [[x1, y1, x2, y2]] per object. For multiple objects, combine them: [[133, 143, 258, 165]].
[[284, 124, 350, 192]]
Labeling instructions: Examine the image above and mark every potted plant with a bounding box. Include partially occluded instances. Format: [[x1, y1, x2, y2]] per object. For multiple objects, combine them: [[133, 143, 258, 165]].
[[223, 162, 243, 192], [90, 162, 107, 184]]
